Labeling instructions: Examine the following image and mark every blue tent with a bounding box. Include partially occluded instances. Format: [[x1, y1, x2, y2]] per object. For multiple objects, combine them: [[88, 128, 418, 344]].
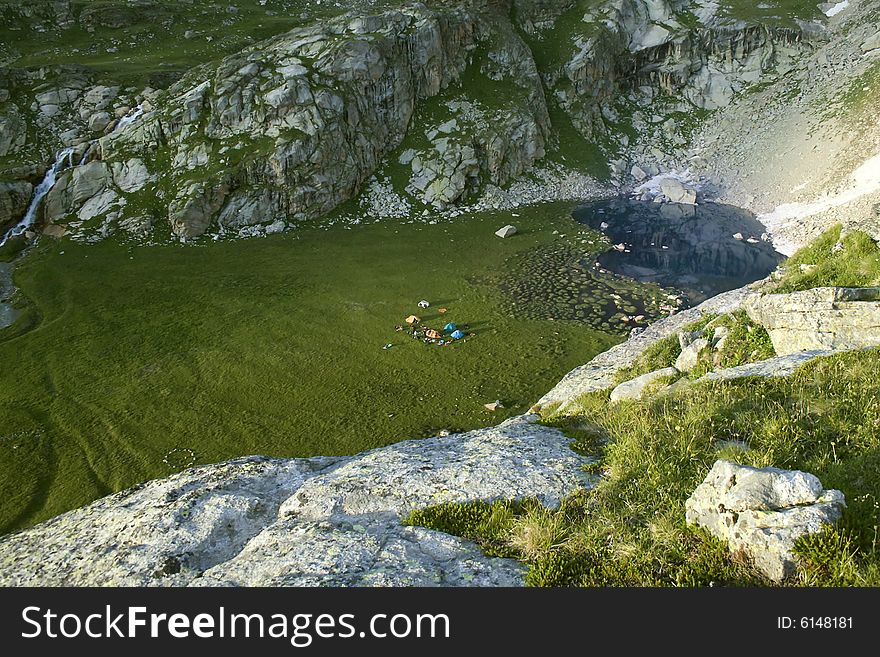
[[444, 322, 457, 333], [450, 329, 465, 340]]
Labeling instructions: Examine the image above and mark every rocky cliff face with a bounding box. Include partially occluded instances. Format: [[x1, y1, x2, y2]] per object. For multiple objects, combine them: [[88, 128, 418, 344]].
[[0, 0, 821, 241]]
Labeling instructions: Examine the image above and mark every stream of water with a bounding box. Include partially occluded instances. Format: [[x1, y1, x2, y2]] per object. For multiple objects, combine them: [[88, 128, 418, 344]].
[[0, 104, 145, 247], [0, 147, 75, 248]]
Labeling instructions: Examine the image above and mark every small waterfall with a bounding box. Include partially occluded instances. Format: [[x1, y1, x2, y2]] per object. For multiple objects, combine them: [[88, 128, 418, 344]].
[[0, 103, 146, 246], [114, 104, 144, 133], [1, 147, 75, 247]]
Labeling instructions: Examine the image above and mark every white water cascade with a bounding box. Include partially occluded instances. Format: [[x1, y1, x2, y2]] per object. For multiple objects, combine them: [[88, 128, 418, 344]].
[[0, 104, 145, 247], [114, 104, 144, 132], [0, 147, 75, 247]]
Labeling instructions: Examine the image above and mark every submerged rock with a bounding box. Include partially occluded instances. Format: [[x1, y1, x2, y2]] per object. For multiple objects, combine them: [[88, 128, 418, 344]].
[[686, 460, 845, 582]]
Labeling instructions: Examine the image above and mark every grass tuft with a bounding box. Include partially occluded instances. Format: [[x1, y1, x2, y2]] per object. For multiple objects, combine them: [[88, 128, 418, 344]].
[[768, 226, 880, 294]]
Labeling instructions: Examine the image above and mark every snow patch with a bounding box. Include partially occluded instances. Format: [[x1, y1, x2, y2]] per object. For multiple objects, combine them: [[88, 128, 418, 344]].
[[758, 152, 880, 255], [823, 1, 849, 18]]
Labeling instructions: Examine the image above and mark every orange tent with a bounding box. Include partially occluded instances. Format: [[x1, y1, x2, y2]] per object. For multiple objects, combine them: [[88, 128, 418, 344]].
[[425, 329, 442, 340]]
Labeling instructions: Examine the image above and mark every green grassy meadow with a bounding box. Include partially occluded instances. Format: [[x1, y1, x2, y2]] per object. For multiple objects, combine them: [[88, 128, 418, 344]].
[[0, 0, 371, 88], [0, 202, 620, 534]]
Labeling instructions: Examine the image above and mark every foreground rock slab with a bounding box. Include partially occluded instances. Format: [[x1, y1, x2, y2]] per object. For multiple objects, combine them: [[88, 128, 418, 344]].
[[745, 287, 880, 355], [0, 416, 592, 587], [686, 460, 846, 582]]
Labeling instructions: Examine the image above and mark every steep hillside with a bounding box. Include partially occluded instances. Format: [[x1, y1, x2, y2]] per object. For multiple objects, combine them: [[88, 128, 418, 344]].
[[1, 0, 844, 242]]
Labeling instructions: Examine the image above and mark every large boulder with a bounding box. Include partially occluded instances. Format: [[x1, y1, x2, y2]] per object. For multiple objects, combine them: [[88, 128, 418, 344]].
[[744, 288, 880, 355], [44, 161, 113, 223], [659, 178, 697, 205], [0, 181, 33, 232], [686, 460, 845, 582], [110, 158, 150, 192]]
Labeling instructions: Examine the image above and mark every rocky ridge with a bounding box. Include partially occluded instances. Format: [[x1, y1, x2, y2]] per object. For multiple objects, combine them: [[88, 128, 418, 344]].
[[0, 0, 825, 241]]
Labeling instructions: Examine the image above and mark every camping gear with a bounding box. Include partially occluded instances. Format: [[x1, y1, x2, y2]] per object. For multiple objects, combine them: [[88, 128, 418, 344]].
[[451, 329, 465, 340], [405, 315, 420, 325], [425, 329, 442, 340], [443, 322, 457, 333], [484, 400, 505, 412], [382, 343, 393, 350], [438, 308, 448, 314], [418, 300, 430, 308]]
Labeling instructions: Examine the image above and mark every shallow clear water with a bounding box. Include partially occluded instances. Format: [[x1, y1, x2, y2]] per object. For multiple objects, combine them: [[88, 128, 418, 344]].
[[573, 199, 784, 305]]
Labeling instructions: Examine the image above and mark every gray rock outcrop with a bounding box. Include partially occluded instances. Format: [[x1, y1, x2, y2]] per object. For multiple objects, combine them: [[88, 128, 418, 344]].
[[535, 287, 757, 413], [697, 350, 838, 382], [1, 0, 818, 242], [609, 366, 678, 401], [686, 460, 846, 582], [745, 287, 880, 355], [0, 181, 32, 232], [0, 415, 593, 587], [44, 161, 113, 221]]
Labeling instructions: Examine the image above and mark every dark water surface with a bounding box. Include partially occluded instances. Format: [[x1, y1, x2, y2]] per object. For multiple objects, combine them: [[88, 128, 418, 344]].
[[573, 199, 783, 305]]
